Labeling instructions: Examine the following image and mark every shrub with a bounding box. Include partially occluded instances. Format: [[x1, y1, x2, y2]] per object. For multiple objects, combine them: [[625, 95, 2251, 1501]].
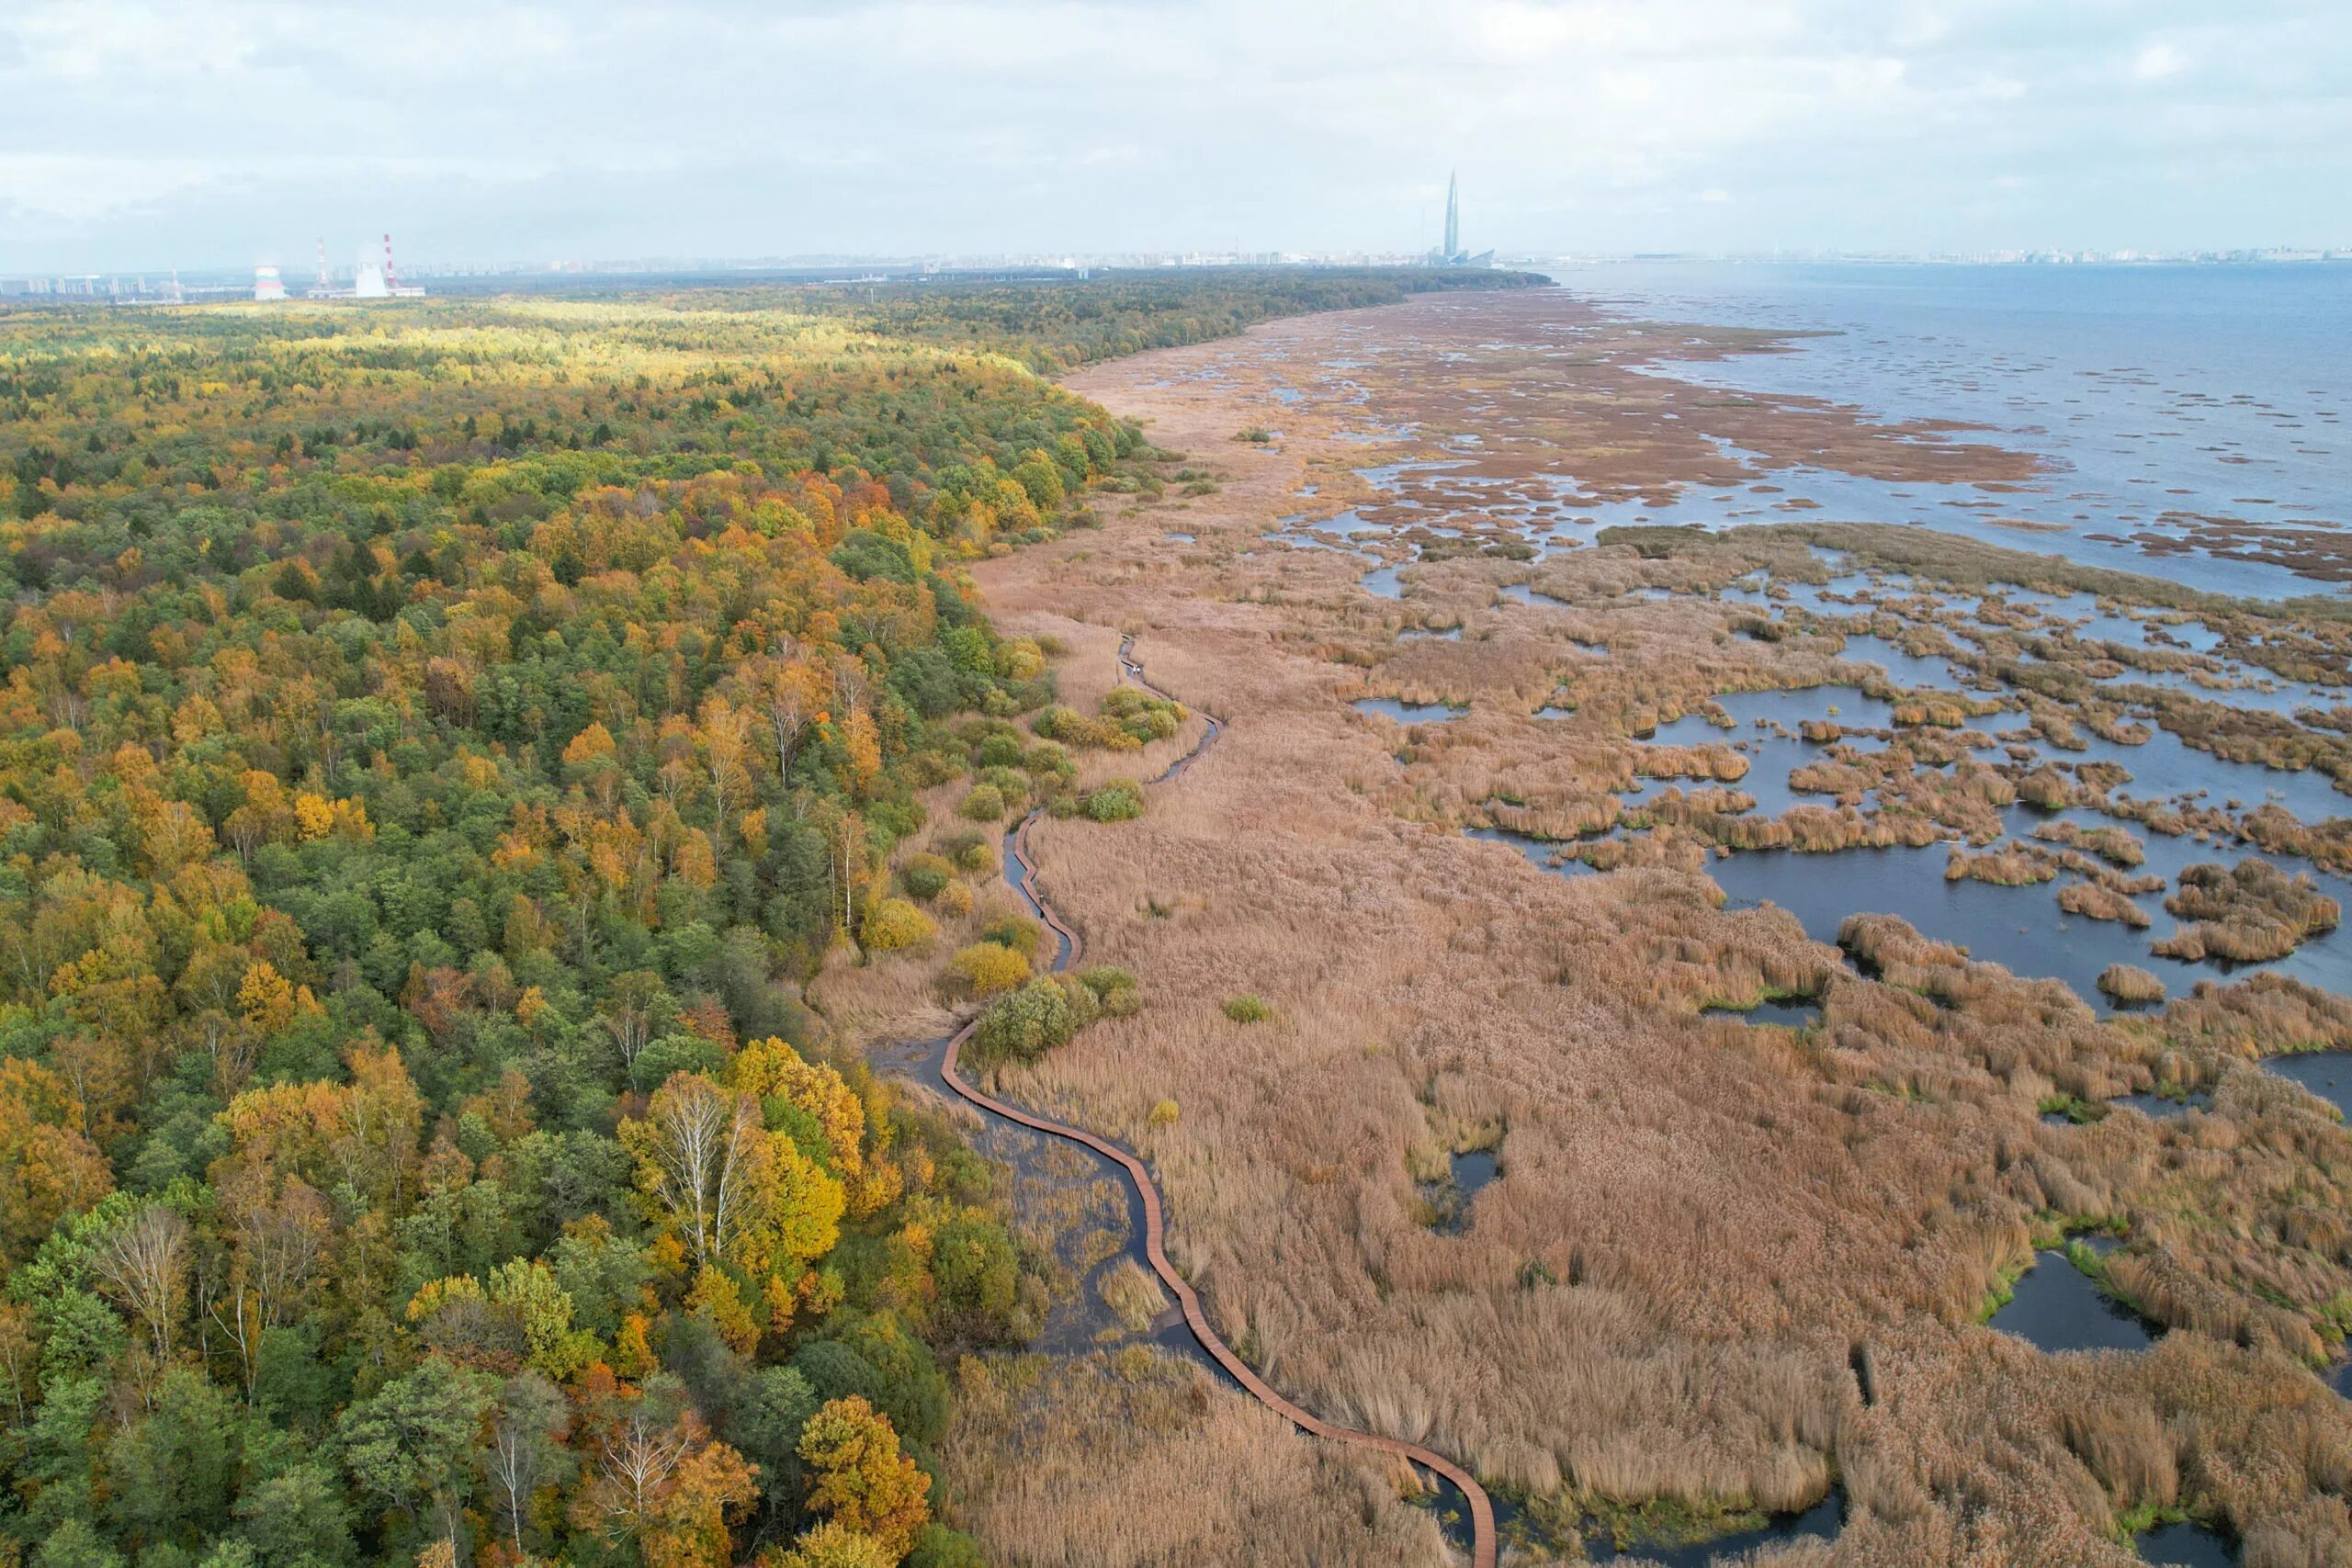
[[1064, 977, 1102, 1032], [934, 881, 974, 918], [935, 830, 995, 874], [774, 1522, 894, 1568], [975, 732, 1024, 769], [1148, 1099, 1180, 1127], [949, 942, 1030, 997], [865, 797, 924, 842], [908, 1524, 988, 1568], [861, 898, 937, 953], [977, 765, 1031, 811], [900, 852, 954, 902], [958, 785, 1005, 822], [998, 637, 1046, 682], [1084, 779, 1145, 822], [1076, 965, 1140, 1014], [969, 978, 1081, 1065], [980, 916, 1041, 958], [1036, 691, 1183, 752], [1033, 705, 1107, 748], [1222, 994, 1272, 1024], [1099, 687, 1184, 744], [905, 748, 964, 788], [1023, 741, 1074, 784]]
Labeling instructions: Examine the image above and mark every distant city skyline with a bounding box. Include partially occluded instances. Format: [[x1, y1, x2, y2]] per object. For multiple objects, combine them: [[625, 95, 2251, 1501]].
[[11, 245, 2352, 301], [4, 0, 2348, 275]]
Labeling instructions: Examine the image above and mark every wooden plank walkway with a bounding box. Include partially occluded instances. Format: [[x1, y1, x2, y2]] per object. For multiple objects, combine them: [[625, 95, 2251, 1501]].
[[935, 637, 1498, 1568]]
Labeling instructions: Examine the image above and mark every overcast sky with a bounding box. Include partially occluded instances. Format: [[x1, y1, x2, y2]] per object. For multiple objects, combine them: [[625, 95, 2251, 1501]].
[[5, 0, 2346, 273]]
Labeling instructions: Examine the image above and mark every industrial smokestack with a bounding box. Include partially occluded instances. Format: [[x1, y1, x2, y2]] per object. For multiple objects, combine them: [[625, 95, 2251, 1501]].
[[383, 234, 397, 295]]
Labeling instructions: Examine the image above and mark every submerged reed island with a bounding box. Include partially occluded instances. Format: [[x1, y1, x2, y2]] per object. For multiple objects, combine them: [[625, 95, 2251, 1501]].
[[815, 280, 2352, 1565]]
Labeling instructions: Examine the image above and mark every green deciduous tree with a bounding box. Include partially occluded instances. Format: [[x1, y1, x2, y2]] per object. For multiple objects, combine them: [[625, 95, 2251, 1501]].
[[334, 1358, 495, 1558]]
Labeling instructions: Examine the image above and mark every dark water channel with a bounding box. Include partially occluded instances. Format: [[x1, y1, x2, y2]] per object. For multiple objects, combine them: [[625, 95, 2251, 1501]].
[[872, 1016, 1209, 1367], [874, 709, 1248, 1387], [2259, 1050, 2352, 1118], [1703, 997, 1823, 1028], [1417, 1149, 1499, 1236], [2136, 1520, 2239, 1566], [1483, 725, 2342, 1003], [1988, 1240, 2162, 1354], [1611, 633, 2352, 1003], [2111, 1089, 2211, 1120], [1465, 824, 1599, 879], [1354, 696, 1464, 723], [1452, 1148, 1498, 1197], [878, 668, 1545, 1554], [1578, 1489, 1844, 1565], [1702, 836, 2347, 1005]]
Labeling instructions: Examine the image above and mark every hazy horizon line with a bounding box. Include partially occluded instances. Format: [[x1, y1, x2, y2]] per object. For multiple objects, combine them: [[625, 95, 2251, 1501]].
[[9, 244, 2349, 291]]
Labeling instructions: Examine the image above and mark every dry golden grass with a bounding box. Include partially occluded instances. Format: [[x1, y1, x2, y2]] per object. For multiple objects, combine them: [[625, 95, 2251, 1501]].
[[936, 1350, 1452, 1567], [815, 293, 2352, 1563]]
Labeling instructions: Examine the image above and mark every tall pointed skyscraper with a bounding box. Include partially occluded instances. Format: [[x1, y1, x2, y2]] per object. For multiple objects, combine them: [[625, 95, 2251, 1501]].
[[1443, 171, 1461, 262]]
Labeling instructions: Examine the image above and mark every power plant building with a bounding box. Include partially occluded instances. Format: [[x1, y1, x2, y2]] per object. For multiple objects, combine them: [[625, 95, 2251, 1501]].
[[304, 235, 426, 299]]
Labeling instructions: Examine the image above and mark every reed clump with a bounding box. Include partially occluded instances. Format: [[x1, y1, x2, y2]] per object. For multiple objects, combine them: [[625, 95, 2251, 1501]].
[[2098, 964, 2166, 1004], [2154, 861, 2341, 964], [2034, 819, 2148, 867], [2060, 882, 2155, 929], [2239, 804, 2352, 875], [1947, 844, 2059, 886]]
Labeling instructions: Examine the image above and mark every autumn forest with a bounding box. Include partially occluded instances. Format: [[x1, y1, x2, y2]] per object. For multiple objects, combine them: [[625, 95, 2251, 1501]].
[[0, 270, 1530, 1568]]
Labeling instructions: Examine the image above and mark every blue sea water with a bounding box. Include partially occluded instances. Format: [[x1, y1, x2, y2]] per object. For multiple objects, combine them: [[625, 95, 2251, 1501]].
[[1546, 261, 2352, 601]]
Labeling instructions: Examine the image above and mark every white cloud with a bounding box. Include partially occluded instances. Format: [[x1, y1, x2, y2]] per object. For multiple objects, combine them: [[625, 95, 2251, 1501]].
[[0, 0, 2343, 267], [2133, 40, 2188, 81]]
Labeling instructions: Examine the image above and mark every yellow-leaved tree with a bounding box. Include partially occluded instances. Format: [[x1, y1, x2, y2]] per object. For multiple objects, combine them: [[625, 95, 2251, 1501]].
[[618, 1072, 845, 1348], [797, 1395, 929, 1559], [728, 1037, 899, 1217]]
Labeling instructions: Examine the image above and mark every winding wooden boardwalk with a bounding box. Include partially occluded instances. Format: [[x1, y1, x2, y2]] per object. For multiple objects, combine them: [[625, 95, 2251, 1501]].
[[938, 637, 1499, 1568]]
